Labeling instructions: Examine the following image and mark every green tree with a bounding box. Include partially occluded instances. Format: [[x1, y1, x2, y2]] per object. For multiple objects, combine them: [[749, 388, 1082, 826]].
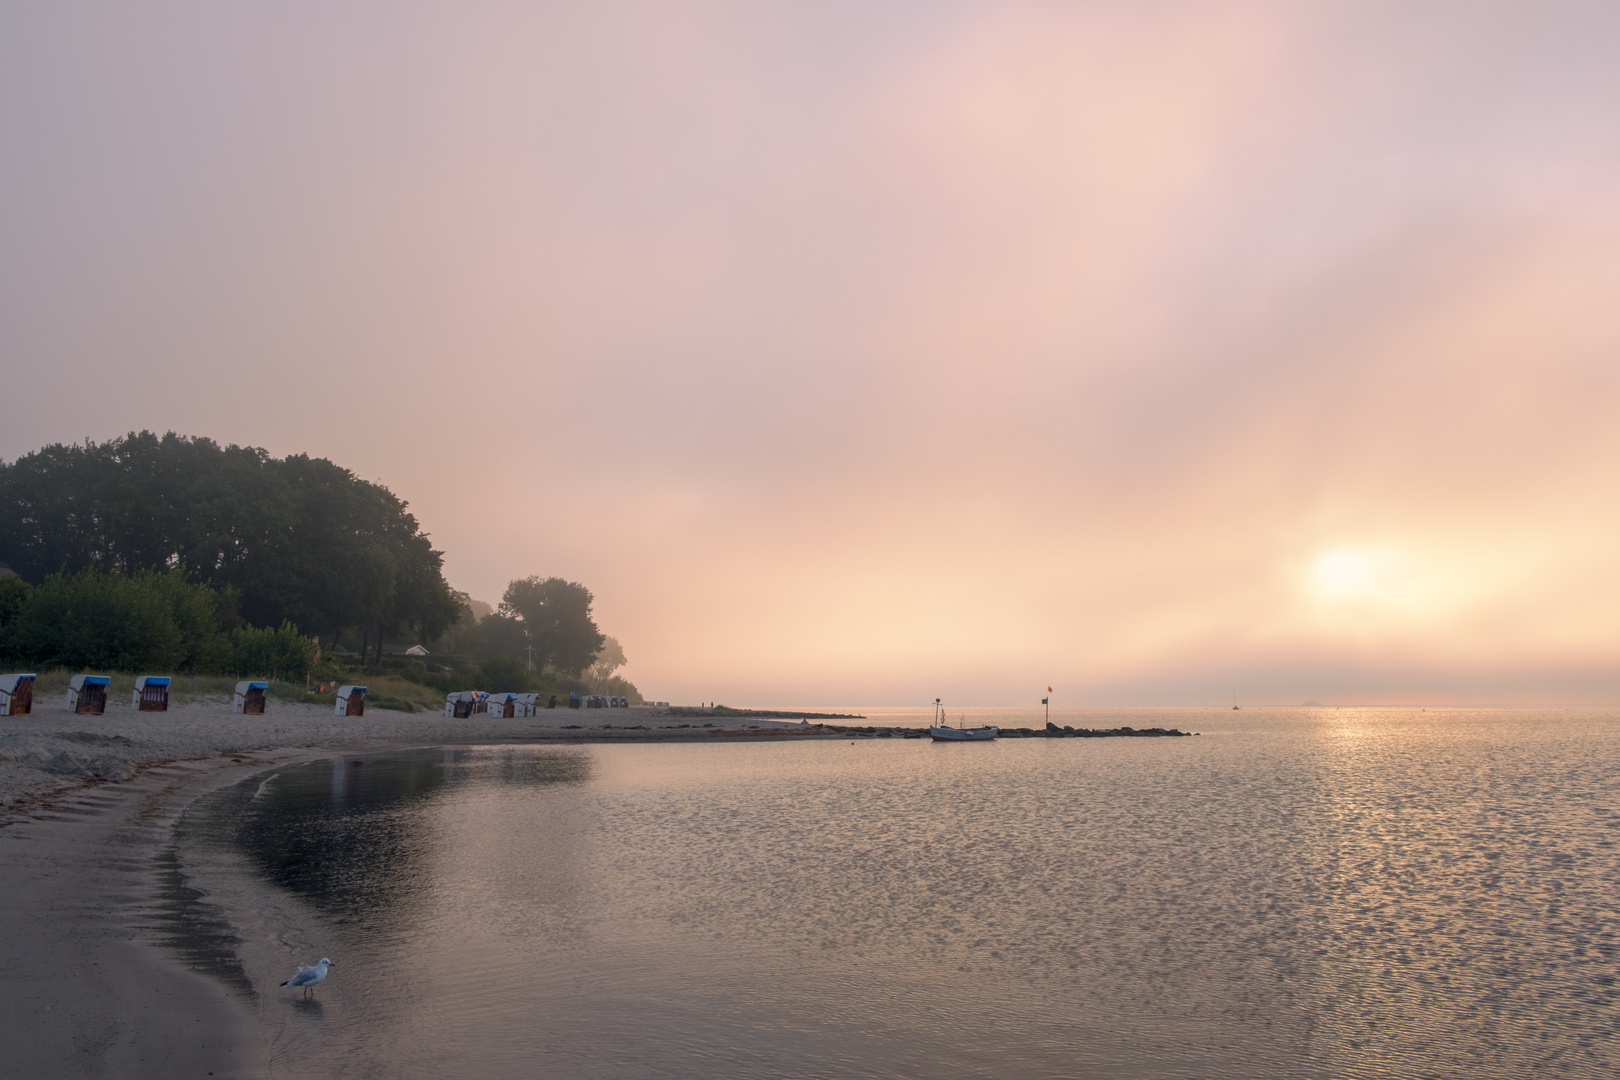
[[0, 575, 29, 645], [498, 577, 605, 677], [593, 674, 644, 705], [230, 622, 317, 680], [144, 568, 235, 672], [0, 432, 460, 653], [476, 613, 531, 663], [587, 636, 627, 691], [476, 655, 531, 693], [0, 567, 315, 675], [8, 569, 185, 671]]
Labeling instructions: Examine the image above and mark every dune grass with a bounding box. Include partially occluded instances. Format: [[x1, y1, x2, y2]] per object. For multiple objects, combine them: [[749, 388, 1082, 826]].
[[23, 670, 246, 706], [297, 672, 444, 713]]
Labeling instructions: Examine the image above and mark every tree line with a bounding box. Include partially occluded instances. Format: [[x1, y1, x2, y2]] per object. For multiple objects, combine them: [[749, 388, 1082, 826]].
[[416, 576, 640, 700], [0, 432, 640, 699], [0, 431, 461, 662]]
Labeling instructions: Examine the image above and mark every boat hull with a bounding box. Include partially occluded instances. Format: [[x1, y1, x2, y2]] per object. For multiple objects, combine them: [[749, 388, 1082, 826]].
[[929, 725, 999, 742]]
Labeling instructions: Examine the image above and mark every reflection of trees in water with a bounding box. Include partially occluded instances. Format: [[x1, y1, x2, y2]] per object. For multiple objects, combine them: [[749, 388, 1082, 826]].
[[208, 748, 590, 922]]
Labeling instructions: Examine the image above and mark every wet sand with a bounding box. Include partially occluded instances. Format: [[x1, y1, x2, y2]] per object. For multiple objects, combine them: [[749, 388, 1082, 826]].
[[0, 700, 823, 1078]]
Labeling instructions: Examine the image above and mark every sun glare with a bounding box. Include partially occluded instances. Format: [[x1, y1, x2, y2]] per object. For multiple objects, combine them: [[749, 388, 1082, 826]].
[[1311, 549, 1381, 600]]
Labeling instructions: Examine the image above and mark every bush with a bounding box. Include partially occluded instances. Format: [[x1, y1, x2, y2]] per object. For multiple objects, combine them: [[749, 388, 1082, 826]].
[[231, 621, 317, 680], [592, 674, 644, 705], [476, 655, 531, 693], [6, 569, 191, 671], [0, 568, 318, 676], [0, 576, 29, 634]]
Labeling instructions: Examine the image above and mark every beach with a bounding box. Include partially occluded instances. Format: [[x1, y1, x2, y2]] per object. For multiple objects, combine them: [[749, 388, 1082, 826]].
[[0, 699, 823, 1078]]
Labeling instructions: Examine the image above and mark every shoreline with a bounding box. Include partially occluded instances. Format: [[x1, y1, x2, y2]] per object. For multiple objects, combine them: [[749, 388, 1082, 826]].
[[0, 700, 1198, 816], [0, 701, 832, 815], [0, 739, 381, 1078]]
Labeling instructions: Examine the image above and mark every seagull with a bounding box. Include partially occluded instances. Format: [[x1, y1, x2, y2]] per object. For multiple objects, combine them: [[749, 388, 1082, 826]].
[[281, 957, 334, 999]]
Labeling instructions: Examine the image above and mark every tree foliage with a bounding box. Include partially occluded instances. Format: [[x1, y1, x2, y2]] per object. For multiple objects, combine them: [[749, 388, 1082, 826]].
[[592, 674, 643, 705], [0, 431, 461, 646], [7, 569, 195, 671], [587, 636, 627, 688], [498, 576, 605, 677], [476, 655, 531, 693], [229, 622, 319, 681], [0, 569, 317, 678]]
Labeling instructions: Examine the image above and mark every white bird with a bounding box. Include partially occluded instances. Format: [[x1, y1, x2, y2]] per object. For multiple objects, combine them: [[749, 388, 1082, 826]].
[[281, 957, 334, 999]]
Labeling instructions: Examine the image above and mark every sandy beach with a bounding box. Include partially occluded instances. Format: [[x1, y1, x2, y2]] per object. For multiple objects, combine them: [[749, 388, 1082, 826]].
[[0, 699, 827, 1078]]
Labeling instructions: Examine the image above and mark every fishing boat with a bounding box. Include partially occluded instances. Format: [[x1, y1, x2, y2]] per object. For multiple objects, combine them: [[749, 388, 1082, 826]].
[[928, 698, 998, 742]]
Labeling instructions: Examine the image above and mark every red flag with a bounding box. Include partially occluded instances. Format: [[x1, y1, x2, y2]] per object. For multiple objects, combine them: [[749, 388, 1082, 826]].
[[1047, 686, 1053, 692]]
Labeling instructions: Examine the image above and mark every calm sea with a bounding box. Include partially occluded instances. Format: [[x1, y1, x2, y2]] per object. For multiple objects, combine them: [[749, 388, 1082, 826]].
[[174, 707, 1620, 1079]]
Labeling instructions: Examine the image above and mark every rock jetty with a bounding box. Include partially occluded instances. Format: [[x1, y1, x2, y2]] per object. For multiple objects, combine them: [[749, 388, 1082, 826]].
[[731, 721, 1198, 739]]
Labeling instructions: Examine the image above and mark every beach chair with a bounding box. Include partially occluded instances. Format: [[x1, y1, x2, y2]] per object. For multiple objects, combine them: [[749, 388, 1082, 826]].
[[445, 692, 479, 718], [65, 675, 111, 714], [234, 681, 269, 714], [335, 685, 366, 716], [0, 674, 36, 716], [132, 676, 171, 711]]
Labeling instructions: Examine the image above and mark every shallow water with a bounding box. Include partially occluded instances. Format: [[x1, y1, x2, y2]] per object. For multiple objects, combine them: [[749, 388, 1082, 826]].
[[178, 708, 1620, 1078]]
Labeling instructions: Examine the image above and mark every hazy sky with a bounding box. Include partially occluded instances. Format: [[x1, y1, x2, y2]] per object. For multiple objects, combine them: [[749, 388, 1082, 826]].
[[4, 2, 1618, 705]]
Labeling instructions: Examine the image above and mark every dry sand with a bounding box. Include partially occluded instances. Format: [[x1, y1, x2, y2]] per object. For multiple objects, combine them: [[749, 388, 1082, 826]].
[[0, 699, 829, 1078]]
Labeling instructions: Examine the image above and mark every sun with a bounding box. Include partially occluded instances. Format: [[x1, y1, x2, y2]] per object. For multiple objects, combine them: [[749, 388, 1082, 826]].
[[1311, 550, 1381, 600]]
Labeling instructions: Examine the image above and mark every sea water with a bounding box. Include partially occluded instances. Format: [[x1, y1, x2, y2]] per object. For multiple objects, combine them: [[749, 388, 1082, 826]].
[[175, 708, 1620, 1078]]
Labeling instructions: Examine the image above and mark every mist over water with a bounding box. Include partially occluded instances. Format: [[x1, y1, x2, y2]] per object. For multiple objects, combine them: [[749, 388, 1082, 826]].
[[180, 709, 1620, 1078]]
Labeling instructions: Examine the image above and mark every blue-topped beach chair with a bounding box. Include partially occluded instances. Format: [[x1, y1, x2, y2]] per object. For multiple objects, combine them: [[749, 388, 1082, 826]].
[[234, 681, 269, 714], [0, 674, 36, 716], [132, 676, 171, 711], [65, 674, 111, 714], [335, 685, 366, 716]]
